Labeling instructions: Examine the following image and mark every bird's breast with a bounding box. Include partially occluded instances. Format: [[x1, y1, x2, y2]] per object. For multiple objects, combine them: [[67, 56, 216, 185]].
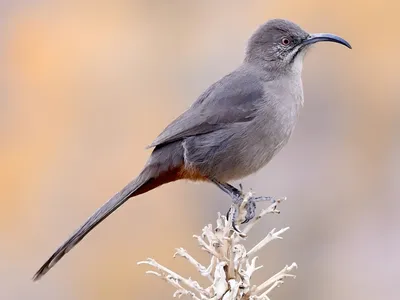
[[246, 78, 303, 170]]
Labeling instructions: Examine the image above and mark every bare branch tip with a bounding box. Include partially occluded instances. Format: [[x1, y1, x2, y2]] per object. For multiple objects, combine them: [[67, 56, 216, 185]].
[[138, 188, 297, 299]]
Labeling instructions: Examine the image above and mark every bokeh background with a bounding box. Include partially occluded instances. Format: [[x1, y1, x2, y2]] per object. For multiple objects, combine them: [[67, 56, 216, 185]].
[[1, 1, 399, 299]]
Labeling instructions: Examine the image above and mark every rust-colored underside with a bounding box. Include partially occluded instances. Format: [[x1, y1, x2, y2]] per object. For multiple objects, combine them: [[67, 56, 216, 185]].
[[132, 165, 207, 197]]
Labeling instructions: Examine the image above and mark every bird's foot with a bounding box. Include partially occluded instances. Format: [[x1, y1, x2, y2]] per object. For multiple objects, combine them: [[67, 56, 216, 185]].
[[209, 178, 277, 234], [226, 190, 277, 233]]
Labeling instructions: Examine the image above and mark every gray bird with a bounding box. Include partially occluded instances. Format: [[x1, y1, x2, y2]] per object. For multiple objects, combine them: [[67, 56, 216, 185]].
[[33, 19, 351, 281]]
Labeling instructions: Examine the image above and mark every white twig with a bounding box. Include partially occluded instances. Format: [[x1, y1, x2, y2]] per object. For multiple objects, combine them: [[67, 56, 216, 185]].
[[174, 248, 213, 282], [254, 263, 298, 296], [247, 227, 290, 257]]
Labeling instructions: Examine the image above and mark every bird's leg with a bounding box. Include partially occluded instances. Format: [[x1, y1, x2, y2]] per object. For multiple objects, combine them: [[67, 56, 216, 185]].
[[209, 179, 243, 232], [210, 178, 276, 233], [210, 178, 243, 202]]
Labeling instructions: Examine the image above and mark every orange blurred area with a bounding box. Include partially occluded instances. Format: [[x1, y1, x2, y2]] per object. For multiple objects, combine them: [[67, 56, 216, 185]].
[[1, 1, 399, 300]]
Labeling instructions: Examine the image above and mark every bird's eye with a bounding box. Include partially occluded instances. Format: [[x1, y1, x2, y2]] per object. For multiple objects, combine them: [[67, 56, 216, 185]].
[[281, 37, 291, 46]]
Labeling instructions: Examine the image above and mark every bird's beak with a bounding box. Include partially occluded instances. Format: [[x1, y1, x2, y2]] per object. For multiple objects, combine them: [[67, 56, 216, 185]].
[[302, 33, 352, 49]]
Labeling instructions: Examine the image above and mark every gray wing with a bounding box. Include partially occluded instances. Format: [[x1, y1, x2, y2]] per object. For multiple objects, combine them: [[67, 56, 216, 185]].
[[148, 69, 264, 148]]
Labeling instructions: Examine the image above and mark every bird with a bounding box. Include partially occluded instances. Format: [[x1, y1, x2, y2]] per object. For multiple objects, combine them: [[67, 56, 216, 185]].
[[33, 19, 351, 281]]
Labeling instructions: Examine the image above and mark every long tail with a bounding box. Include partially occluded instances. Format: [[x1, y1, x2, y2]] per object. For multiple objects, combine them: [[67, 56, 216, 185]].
[[33, 143, 184, 281]]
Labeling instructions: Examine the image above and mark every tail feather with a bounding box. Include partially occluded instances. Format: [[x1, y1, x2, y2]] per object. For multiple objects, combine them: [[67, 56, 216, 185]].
[[32, 175, 144, 281], [33, 143, 185, 281]]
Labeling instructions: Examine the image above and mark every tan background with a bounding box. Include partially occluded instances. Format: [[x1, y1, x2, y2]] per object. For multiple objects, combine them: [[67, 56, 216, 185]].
[[1, 1, 399, 299]]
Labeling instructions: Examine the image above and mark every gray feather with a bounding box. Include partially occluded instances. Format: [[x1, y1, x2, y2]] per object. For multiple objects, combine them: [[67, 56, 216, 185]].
[[148, 67, 265, 148]]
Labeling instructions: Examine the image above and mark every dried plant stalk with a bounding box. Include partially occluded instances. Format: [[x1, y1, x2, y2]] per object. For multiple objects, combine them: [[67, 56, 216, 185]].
[[138, 192, 297, 299]]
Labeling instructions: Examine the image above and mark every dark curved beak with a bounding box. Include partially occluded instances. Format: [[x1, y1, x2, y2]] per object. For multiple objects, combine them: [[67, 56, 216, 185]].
[[302, 33, 352, 49]]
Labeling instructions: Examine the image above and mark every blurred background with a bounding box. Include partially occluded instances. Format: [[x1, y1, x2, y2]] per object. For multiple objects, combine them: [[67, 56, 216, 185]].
[[1, 1, 399, 299]]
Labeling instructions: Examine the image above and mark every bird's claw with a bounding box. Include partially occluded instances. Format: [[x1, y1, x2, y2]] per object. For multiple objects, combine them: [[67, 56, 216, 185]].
[[226, 192, 277, 233], [241, 200, 256, 224], [211, 178, 277, 233]]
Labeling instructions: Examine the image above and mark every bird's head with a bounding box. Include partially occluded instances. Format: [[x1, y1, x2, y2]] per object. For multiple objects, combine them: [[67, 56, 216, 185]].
[[245, 19, 351, 75]]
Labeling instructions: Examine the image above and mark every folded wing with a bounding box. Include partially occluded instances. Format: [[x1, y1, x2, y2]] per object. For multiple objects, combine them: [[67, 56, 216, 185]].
[[148, 70, 264, 148]]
